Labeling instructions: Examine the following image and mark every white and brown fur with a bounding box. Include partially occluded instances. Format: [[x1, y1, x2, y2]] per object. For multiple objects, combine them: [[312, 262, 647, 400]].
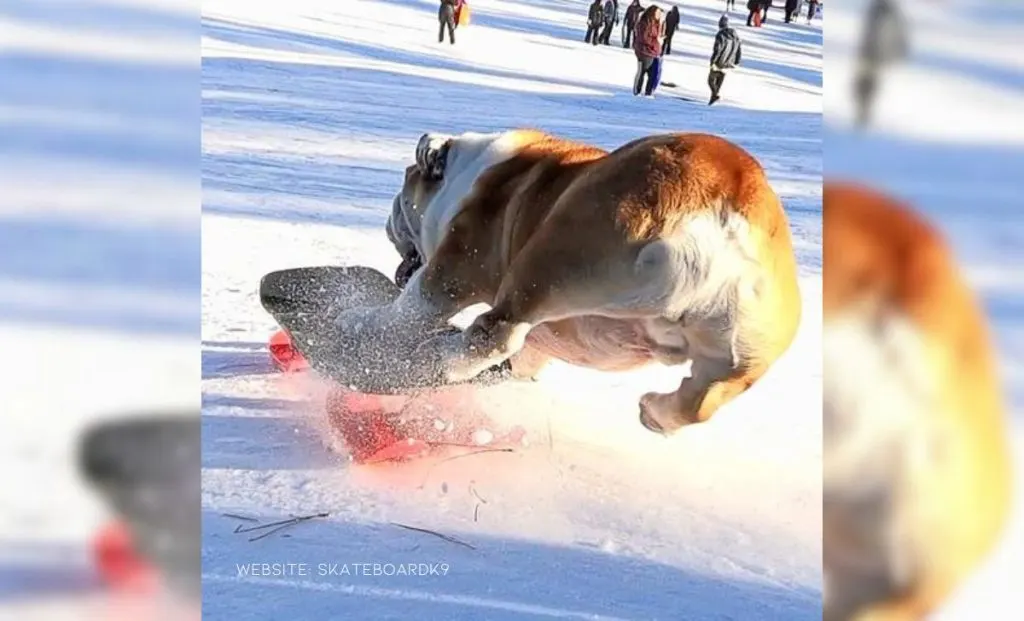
[[385, 128, 802, 433], [823, 182, 1013, 620]]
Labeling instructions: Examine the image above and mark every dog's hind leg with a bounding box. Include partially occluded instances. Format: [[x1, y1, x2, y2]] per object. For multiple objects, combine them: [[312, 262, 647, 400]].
[[637, 316, 760, 433]]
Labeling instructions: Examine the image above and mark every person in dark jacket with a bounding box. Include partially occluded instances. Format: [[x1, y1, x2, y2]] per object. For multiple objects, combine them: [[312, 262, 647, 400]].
[[725, 0, 736, 10], [784, 0, 799, 22], [708, 14, 741, 105], [662, 6, 680, 55], [854, 0, 907, 127], [632, 5, 664, 97], [585, 0, 604, 45], [760, 0, 772, 23], [807, 0, 820, 22], [599, 0, 619, 45], [622, 0, 644, 48], [438, 0, 457, 44]]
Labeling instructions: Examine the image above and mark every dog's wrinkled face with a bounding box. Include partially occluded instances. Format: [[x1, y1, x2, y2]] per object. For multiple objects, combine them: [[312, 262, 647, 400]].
[[388, 133, 452, 267]]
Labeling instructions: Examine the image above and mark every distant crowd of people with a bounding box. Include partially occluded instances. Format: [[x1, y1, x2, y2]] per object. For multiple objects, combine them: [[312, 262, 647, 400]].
[[586, 1, 743, 104], [432, 0, 816, 105], [744, 0, 821, 26], [584, 0, 819, 103]]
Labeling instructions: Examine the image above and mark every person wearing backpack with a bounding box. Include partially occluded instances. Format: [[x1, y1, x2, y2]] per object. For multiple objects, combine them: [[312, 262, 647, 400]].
[[662, 6, 680, 55], [807, 0, 820, 22], [585, 0, 604, 45], [622, 0, 644, 48], [708, 14, 741, 105], [632, 6, 664, 97]]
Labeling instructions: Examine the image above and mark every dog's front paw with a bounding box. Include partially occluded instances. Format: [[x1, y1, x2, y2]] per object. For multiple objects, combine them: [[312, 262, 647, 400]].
[[509, 347, 550, 382]]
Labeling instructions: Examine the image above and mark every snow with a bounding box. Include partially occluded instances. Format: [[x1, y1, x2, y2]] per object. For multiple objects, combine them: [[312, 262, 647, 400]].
[[200, 1, 822, 618]]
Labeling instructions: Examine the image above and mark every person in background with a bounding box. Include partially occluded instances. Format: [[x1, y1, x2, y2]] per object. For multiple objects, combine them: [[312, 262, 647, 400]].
[[438, 0, 457, 44], [746, 0, 760, 26], [708, 14, 741, 105], [632, 5, 665, 97], [854, 0, 906, 127], [585, 0, 604, 45], [784, 0, 798, 22], [726, 0, 736, 10], [807, 0, 820, 22], [622, 0, 644, 48], [600, 0, 619, 44], [760, 0, 772, 23], [662, 5, 680, 55]]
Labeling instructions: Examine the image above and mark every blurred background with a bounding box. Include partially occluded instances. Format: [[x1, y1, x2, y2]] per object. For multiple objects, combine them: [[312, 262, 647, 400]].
[[826, 0, 1024, 617], [0, 0, 198, 618]]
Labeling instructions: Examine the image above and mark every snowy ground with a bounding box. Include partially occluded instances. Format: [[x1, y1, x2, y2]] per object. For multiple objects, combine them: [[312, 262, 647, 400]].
[[201, 1, 823, 619], [826, 1, 1024, 618]]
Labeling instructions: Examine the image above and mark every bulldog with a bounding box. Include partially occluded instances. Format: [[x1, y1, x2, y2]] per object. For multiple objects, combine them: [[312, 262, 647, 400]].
[[822, 183, 1012, 620], [374, 128, 803, 434]]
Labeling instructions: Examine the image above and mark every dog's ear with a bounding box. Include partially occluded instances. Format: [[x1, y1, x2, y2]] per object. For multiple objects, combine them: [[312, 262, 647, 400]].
[[415, 133, 432, 170], [415, 133, 451, 181]]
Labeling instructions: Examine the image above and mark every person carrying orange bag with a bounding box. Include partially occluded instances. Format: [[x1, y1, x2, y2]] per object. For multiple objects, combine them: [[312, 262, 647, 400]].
[[455, 0, 471, 28]]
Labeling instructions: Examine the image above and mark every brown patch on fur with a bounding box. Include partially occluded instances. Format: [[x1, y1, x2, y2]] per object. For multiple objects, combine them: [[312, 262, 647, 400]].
[[608, 133, 783, 242], [418, 130, 607, 306], [823, 182, 1012, 621]]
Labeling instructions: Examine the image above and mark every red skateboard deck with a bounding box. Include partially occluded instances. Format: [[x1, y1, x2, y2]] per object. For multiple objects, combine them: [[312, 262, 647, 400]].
[[268, 328, 309, 372], [326, 387, 526, 464], [93, 520, 160, 592]]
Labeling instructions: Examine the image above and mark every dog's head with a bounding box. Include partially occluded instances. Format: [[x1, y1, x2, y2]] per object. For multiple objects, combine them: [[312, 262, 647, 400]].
[[401, 133, 451, 209], [390, 134, 451, 254]]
